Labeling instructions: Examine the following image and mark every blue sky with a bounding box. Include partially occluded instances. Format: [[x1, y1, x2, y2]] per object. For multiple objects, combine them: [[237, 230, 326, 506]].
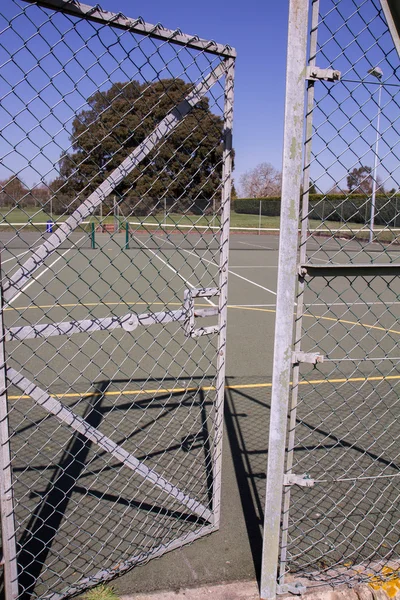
[[119, 0, 290, 190], [0, 0, 289, 192], [1, 0, 399, 195], [84, 0, 290, 189]]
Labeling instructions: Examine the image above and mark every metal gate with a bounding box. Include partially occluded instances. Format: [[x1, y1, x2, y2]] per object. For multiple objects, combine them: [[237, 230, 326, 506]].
[[0, 1, 235, 598], [261, 0, 400, 598]]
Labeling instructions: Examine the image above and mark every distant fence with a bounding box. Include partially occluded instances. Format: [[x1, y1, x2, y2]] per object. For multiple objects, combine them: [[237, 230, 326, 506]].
[[234, 194, 400, 225]]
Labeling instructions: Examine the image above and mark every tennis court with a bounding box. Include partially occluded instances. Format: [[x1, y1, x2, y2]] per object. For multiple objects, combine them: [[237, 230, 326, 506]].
[[2, 228, 400, 596]]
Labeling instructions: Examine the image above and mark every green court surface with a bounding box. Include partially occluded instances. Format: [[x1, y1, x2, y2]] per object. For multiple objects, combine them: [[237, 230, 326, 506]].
[[2, 231, 400, 595]]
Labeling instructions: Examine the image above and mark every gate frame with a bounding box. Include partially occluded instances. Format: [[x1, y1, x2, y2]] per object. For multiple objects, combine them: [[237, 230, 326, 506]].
[[0, 2, 236, 597]]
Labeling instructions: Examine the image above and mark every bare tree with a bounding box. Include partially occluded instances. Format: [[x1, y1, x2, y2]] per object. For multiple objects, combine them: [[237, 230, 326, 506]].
[[0, 175, 27, 207], [239, 162, 282, 198]]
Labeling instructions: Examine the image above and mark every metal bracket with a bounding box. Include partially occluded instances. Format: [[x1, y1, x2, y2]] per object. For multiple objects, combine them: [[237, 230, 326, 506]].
[[306, 66, 341, 82], [183, 288, 220, 337], [292, 351, 324, 365], [277, 582, 307, 595], [283, 473, 315, 487]]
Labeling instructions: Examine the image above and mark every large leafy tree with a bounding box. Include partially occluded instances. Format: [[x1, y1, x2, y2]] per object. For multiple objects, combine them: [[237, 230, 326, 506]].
[[58, 78, 225, 215]]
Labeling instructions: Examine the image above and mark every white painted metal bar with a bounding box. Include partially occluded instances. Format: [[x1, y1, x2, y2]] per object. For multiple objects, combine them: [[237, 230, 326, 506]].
[[7, 368, 212, 523], [212, 57, 235, 528], [6, 309, 188, 341], [7, 302, 219, 342], [3, 62, 227, 304], [0, 266, 19, 600], [183, 288, 219, 338], [260, 1, 310, 598], [22, 0, 236, 58]]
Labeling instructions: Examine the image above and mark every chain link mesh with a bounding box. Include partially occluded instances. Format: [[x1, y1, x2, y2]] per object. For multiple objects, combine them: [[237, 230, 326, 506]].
[[0, 1, 235, 597], [279, 0, 400, 590]]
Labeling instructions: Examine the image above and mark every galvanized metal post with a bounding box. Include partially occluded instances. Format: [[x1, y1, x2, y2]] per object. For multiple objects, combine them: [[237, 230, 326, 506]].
[[260, 1, 310, 598], [212, 57, 235, 528], [278, 0, 319, 586], [0, 257, 19, 600]]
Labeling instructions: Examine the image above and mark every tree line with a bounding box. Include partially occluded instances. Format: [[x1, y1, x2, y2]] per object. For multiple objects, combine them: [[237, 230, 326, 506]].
[[238, 162, 395, 198], [1, 75, 395, 216]]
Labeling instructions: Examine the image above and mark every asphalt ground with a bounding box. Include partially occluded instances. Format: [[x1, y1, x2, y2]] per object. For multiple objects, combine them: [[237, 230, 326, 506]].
[[1, 231, 399, 597]]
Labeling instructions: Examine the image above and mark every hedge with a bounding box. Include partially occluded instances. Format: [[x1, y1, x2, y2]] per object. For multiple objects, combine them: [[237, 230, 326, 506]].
[[233, 195, 400, 226]]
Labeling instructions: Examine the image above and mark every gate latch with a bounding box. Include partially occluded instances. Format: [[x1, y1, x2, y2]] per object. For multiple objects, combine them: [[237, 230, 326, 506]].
[[183, 288, 219, 338], [277, 582, 307, 595], [283, 473, 314, 487], [306, 66, 341, 82]]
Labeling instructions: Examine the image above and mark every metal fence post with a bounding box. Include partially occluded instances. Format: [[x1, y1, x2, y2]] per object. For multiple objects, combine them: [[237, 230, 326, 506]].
[[260, 1, 310, 598], [0, 257, 19, 600]]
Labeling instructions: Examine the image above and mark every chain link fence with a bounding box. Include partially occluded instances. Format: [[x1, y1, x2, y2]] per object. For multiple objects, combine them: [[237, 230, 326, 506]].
[[261, 0, 400, 598], [0, 1, 235, 598]]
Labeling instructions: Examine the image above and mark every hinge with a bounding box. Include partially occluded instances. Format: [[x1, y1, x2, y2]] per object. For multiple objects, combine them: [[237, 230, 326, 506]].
[[277, 582, 307, 595], [292, 351, 324, 365], [306, 66, 341, 82], [283, 473, 315, 487]]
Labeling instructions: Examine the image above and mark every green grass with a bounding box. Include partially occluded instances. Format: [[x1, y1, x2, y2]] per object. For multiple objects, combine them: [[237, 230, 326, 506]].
[[0, 207, 58, 223], [1, 207, 399, 243], [81, 585, 119, 600]]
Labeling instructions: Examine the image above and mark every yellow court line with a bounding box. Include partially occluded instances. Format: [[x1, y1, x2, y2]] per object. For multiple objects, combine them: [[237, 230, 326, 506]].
[[228, 304, 400, 336], [6, 300, 400, 336], [7, 374, 400, 401]]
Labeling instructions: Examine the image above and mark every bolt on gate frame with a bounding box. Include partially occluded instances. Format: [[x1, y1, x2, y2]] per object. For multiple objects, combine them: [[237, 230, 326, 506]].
[[0, 1, 235, 598], [262, 0, 400, 598]]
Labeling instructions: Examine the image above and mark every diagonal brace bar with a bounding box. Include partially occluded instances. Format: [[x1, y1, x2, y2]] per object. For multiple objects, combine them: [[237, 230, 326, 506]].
[[4, 62, 227, 303], [7, 368, 212, 522]]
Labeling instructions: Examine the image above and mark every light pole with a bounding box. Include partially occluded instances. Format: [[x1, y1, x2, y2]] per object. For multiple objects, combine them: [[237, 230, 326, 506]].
[[368, 66, 383, 244]]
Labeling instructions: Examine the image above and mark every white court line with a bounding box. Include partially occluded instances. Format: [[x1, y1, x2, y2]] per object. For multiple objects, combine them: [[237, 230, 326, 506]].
[[237, 240, 274, 250], [234, 303, 276, 307], [153, 235, 277, 298], [2, 249, 33, 266], [306, 301, 400, 307], [133, 235, 216, 306], [306, 256, 331, 263], [7, 249, 72, 306]]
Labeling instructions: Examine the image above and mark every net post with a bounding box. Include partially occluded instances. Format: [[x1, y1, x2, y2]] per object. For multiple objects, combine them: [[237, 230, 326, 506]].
[[125, 221, 129, 250], [260, 0, 309, 598], [0, 254, 19, 600], [91, 222, 96, 249]]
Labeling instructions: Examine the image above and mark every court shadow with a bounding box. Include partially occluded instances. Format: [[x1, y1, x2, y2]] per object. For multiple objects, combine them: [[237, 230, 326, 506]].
[[224, 378, 270, 582], [223, 376, 400, 583], [11, 375, 214, 600]]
